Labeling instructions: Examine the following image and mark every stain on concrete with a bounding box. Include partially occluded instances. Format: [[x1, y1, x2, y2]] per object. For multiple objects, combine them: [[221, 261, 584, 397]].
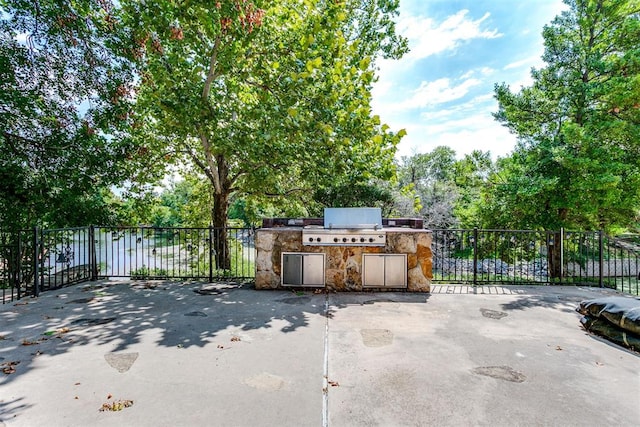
[[360, 329, 394, 347], [69, 297, 95, 304], [194, 288, 222, 295], [71, 317, 116, 327], [472, 366, 525, 383], [480, 308, 508, 320], [362, 298, 395, 305], [105, 352, 139, 373], [243, 372, 286, 391], [184, 311, 208, 317], [279, 296, 311, 305], [377, 367, 419, 396]]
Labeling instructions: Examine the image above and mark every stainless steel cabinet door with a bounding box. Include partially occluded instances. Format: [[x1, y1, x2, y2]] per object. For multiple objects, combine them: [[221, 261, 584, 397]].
[[282, 254, 303, 285], [363, 254, 407, 288], [384, 254, 407, 288], [363, 254, 385, 287], [281, 252, 325, 287], [302, 254, 325, 285]]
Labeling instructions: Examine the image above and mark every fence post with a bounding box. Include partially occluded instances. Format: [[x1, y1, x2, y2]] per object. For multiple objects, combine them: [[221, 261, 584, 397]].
[[208, 225, 213, 283], [560, 228, 564, 285], [33, 226, 40, 297], [598, 230, 603, 288], [473, 228, 478, 286], [89, 226, 97, 281], [16, 231, 22, 300]]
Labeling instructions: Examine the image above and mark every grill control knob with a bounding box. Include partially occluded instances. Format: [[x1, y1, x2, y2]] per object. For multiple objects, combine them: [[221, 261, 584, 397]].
[[333, 237, 339, 242], [316, 237, 321, 242], [351, 237, 356, 242], [369, 237, 375, 243], [360, 237, 366, 242], [342, 237, 348, 242], [308, 237, 314, 242]]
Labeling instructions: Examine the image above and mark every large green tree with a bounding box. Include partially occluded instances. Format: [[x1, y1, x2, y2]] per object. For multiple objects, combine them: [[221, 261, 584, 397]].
[[0, 0, 139, 230], [397, 147, 492, 228], [397, 146, 459, 228], [452, 150, 493, 228], [489, 0, 640, 276], [123, 0, 407, 268]]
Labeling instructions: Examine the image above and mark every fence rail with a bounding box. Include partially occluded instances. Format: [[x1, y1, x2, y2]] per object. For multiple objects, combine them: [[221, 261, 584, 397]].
[[1, 226, 256, 303], [3, 226, 639, 302], [432, 228, 640, 295]]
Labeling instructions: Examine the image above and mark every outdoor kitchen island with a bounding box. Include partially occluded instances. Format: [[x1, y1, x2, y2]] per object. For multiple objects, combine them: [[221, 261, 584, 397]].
[[255, 208, 432, 292]]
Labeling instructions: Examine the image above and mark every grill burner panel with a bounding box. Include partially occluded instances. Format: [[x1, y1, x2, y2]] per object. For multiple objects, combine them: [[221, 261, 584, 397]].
[[301, 208, 386, 246], [302, 228, 386, 247]]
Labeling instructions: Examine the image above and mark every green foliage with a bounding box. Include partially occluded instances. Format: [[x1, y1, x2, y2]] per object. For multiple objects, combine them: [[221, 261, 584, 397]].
[[122, 0, 407, 230], [149, 178, 203, 227], [130, 266, 169, 280], [228, 197, 284, 227], [0, 0, 139, 230], [186, 235, 255, 278], [396, 147, 493, 228], [488, 0, 640, 232], [1, 0, 408, 233], [313, 180, 395, 214]]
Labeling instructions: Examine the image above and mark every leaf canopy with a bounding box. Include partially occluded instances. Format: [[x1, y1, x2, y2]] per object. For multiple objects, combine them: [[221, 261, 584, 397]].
[[489, 0, 640, 231]]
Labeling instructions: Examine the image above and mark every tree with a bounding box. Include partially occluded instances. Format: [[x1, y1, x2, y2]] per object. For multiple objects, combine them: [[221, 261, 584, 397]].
[[313, 180, 396, 215], [0, 0, 141, 230], [453, 150, 493, 228], [491, 0, 640, 276], [122, 0, 407, 269], [396, 148, 493, 228], [398, 146, 460, 228]]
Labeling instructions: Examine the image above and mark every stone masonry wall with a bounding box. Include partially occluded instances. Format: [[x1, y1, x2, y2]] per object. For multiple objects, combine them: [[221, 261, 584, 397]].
[[255, 228, 432, 292]]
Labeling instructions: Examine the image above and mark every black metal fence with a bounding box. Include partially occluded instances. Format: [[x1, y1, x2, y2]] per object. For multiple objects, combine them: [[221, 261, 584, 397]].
[[95, 226, 255, 280], [4, 226, 639, 302], [1, 226, 256, 303], [432, 229, 640, 295]]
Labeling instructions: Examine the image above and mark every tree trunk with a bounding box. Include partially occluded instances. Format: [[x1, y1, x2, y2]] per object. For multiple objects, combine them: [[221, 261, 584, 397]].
[[548, 208, 568, 280], [212, 190, 230, 271], [211, 155, 231, 271], [547, 231, 562, 280]]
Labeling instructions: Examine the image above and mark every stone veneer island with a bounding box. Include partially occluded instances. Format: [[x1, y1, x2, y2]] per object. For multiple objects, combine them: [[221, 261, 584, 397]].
[[255, 227, 432, 292]]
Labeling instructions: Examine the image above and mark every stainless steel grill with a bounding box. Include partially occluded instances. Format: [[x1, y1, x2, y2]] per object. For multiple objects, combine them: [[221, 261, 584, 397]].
[[302, 208, 386, 247]]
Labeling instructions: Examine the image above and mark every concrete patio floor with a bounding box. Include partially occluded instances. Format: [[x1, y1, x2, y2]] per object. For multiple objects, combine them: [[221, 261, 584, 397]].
[[1, 281, 638, 426]]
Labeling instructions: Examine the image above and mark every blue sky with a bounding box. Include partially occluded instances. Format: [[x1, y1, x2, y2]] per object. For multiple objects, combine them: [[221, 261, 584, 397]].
[[372, 0, 568, 160]]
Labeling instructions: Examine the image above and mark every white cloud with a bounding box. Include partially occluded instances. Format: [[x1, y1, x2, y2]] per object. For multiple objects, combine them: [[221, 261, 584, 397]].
[[478, 67, 495, 76], [503, 55, 543, 70], [390, 92, 515, 160], [397, 77, 482, 110], [371, 78, 393, 101], [423, 125, 515, 159], [420, 93, 495, 122], [459, 70, 475, 79], [373, 9, 501, 102], [372, 1, 570, 162], [395, 117, 516, 160], [400, 10, 502, 61]]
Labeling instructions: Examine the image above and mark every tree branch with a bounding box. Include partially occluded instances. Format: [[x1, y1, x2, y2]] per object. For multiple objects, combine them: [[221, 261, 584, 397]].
[[262, 188, 308, 197], [175, 147, 217, 186], [202, 35, 221, 101], [197, 128, 222, 194]]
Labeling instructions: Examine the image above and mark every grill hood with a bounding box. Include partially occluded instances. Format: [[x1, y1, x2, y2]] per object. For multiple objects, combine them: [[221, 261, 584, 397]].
[[323, 207, 382, 230]]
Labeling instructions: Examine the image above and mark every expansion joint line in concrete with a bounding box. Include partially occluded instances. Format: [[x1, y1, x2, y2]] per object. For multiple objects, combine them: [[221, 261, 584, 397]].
[[322, 293, 330, 427]]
